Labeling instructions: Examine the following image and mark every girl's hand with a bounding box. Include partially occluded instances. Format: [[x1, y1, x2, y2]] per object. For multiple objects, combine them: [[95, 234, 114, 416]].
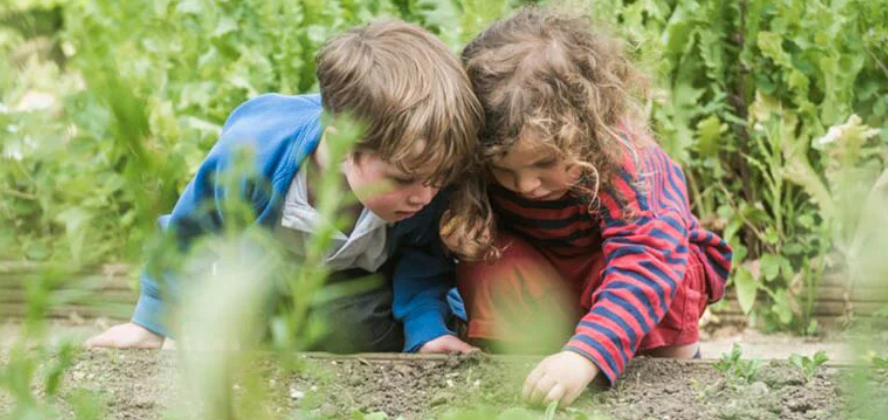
[[418, 334, 479, 354], [522, 351, 599, 407]]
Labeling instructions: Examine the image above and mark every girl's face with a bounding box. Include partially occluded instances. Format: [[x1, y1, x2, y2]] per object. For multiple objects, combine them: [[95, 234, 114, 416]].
[[489, 136, 582, 201]]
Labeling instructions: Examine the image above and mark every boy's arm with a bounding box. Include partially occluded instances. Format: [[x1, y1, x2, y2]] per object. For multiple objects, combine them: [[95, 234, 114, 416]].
[[91, 94, 322, 348], [131, 151, 234, 338], [391, 246, 457, 352], [88, 163, 231, 348], [390, 194, 465, 353]]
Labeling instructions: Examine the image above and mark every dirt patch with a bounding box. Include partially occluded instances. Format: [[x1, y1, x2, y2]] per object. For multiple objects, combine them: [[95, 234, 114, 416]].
[[0, 349, 854, 420]]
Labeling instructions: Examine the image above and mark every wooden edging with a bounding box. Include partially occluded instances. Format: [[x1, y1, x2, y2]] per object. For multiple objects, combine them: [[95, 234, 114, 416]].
[[1, 261, 886, 324], [297, 352, 861, 370]]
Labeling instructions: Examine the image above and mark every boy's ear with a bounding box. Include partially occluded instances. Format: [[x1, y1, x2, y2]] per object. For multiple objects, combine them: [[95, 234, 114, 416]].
[[345, 150, 362, 166]]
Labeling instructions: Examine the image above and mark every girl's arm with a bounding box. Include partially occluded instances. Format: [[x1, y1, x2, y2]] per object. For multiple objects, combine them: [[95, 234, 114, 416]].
[[565, 146, 693, 384]]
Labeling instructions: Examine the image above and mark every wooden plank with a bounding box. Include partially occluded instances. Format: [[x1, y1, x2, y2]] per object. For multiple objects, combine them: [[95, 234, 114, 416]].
[[1, 261, 885, 322], [0, 278, 133, 292], [712, 296, 887, 316], [0, 289, 136, 304], [0, 302, 133, 319], [0, 261, 130, 276]]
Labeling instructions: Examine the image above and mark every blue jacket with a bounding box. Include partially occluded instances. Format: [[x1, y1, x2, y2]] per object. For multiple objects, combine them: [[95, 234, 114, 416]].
[[131, 93, 462, 351]]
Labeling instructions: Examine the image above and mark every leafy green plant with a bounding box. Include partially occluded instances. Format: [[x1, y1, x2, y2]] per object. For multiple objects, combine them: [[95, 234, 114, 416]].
[[868, 354, 888, 379], [0, 339, 104, 420], [713, 343, 762, 385], [586, 0, 888, 332], [789, 350, 829, 382]]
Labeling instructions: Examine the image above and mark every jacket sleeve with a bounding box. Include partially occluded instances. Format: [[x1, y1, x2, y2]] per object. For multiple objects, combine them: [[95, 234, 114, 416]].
[[130, 146, 238, 337], [390, 194, 458, 352], [130, 109, 277, 336]]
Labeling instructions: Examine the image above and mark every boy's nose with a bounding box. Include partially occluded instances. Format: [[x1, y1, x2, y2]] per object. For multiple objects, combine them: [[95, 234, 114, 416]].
[[409, 185, 436, 206]]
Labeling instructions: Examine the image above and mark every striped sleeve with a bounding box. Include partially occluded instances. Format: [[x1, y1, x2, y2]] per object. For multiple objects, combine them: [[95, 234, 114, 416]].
[[564, 144, 692, 385]]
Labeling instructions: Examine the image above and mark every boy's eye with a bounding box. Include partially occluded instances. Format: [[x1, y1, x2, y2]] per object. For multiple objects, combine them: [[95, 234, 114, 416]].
[[391, 176, 416, 185], [534, 158, 557, 168]]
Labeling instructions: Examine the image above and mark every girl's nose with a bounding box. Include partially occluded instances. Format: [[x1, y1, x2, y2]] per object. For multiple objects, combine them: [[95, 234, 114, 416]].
[[516, 173, 541, 195]]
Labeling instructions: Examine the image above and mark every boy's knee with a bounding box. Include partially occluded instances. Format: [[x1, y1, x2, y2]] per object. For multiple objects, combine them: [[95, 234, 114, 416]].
[[311, 286, 404, 353]]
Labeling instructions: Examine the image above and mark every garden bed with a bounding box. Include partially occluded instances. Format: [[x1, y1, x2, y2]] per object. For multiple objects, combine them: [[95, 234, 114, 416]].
[[0, 350, 859, 420]]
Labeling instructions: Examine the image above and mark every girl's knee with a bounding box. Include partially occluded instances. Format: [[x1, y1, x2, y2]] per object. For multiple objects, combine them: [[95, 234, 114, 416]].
[[642, 342, 700, 359], [456, 232, 559, 297]]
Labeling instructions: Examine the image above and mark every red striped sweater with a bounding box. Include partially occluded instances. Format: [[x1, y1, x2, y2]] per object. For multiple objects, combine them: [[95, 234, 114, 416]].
[[488, 135, 732, 384]]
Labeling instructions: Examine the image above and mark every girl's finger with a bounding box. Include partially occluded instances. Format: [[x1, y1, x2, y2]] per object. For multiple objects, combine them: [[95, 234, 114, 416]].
[[562, 385, 584, 407], [529, 374, 555, 405], [522, 367, 544, 400], [544, 383, 566, 405]]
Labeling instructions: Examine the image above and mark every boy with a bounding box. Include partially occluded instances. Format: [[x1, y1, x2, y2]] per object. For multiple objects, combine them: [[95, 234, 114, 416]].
[[85, 19, 482, 353]]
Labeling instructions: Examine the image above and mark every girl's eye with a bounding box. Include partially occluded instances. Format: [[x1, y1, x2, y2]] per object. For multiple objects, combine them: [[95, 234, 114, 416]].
[[535, 159, 557, 168]]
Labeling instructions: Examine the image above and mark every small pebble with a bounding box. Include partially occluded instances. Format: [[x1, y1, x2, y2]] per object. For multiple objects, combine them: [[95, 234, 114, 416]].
[[749, 381, 769, 395]]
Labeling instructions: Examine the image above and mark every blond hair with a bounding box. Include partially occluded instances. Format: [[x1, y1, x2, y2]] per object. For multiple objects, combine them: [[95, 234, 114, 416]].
[[316, 20, 483, 187]]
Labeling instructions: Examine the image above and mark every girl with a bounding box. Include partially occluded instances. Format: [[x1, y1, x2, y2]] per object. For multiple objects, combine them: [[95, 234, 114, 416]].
[[441, 7, 733, 407]]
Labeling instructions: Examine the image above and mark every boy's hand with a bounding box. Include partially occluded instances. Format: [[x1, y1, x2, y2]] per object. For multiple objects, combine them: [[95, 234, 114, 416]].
[[84, 322, 165, 349], [523, 350, 599, 407], [418, 335, 478, 354]]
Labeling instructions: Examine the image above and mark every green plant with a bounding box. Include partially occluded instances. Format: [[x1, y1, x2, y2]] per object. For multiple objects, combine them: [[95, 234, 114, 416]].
[[870, 355, 888, 375], [713, 343, 762, 385], [788, 350, 829, 382], [588, 0, 888, 333], [0, 338, 104, 420]]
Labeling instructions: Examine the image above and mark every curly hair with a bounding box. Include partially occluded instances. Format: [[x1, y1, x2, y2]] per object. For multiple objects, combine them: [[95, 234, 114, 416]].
[[443, 6, 651, 261]]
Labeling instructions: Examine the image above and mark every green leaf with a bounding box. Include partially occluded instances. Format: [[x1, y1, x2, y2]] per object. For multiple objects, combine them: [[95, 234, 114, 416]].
[[353, 412, 389, 420], [813, 350, 829, 366], [760, 253, 790, 282], [496, 407, 539, 420], [733, 267, 759, 315], [213, 16, 238, 38], [771, 289, 794, 325], [545, 401, 559, 420], [757, 31, 791, 67], [175, 0, 204, 15], [55, 207, 92, 264], [661, 3, 695, 58], [695, 115, 726, 158]]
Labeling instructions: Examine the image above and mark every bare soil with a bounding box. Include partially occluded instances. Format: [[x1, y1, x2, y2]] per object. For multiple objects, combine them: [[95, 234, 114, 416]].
[[0, 349, 851, 420]]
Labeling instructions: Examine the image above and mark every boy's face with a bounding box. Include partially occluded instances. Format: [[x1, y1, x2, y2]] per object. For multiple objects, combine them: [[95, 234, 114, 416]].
[[489, 136, 581, 201], [344, 152, 440, 222]]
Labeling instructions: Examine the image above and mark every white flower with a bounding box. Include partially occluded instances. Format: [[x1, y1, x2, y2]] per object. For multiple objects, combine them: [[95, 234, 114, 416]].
[[14, 91, 57, 112], [815, 125, 843, 147]]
